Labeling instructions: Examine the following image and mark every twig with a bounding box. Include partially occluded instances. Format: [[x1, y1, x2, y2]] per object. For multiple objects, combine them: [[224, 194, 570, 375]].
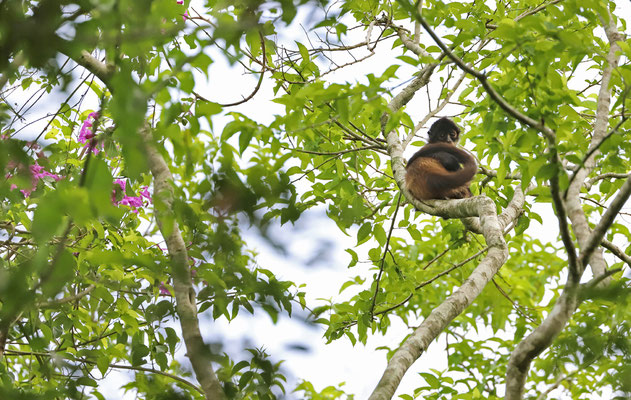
[[414, 12, 555, 139], [369, 193, 402, 318], [601, 239, 631, 266], [217, 31, 267, 107]]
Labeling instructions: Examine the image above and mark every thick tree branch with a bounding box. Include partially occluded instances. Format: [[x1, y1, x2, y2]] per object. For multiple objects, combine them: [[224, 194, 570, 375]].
[[550, 169, 580, 280], [396, 25, 430, 58], [370, 42, 520, 398], [368, 195, 508, 400], [580, 175, 631, 265], [564, 11, 624, 280], [140, 126, 226, 400], [506, 14, 624, 398], [505, 278, 580, 400], [60, 47, 226, 400]]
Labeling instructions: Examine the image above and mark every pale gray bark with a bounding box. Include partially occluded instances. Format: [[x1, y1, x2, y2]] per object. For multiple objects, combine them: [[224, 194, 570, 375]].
[[506, 174, 631, 400], [504, 12, 626, 400], [64, 51, 226, 400], [140, 127, 227, 400], [370, 42, 525, 397], [564, 13, 623, 280], [370, 123, 520, 399]]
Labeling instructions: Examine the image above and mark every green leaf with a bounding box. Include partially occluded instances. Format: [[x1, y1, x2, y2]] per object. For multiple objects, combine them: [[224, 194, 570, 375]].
[[196, 100, 222, 117], [41, 249, 76, 297], [32, 192, 65, 244], [357, 222, 371, 245], [96, 355, 110, 376]]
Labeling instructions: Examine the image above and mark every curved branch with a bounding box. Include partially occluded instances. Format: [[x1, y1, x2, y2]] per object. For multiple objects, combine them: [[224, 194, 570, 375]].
[[601, 239, 631, 267], [368, 195, 508, 400], [370, 35, 517, 398], [586, 172, 631, 190], [414, 13, 555, 139], [217, 31, 266, 107], [37, 284, 96, 308], [396, 25, 430, 58], [563, 11, 624, 279], [579, 175, 631, 265], [505, 14, 625, 399]]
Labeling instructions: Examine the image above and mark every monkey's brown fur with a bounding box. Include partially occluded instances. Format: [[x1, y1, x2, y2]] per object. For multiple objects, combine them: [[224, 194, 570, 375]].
[[405, 118, 477, 200]]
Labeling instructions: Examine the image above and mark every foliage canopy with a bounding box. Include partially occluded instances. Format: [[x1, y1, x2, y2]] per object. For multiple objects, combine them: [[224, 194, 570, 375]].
[[1, 0, 630, 399]]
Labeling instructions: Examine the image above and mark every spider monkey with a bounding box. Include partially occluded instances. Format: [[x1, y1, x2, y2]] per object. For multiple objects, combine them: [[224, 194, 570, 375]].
[[405, 117, 477, 200]]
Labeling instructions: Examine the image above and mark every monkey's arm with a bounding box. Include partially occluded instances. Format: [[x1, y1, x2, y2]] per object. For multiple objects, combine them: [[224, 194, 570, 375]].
[[407, 143, 473, 171], [428, 151, 462, 171]]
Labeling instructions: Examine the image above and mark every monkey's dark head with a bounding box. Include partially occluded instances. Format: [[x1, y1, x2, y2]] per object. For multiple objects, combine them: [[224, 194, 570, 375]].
[[427, 117, 461, 144]]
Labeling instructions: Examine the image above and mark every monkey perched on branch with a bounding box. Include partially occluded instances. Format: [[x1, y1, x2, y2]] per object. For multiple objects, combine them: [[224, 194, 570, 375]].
[[405, 117, 477, 200]]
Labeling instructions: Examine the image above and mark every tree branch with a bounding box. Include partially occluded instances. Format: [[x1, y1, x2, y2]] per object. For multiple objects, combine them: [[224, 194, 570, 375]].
[[601, 239, 631, 266], [563, 9, 624, 280], [414, 13, 555, 139], [140, 126, 227, 400], [579, 175, 631, 265], [217, 31, 266, 107], [37, 284, 96, 308], [505, 14, 625, 399], [61, 44, 226, 400], [370, 29, 521, 397]]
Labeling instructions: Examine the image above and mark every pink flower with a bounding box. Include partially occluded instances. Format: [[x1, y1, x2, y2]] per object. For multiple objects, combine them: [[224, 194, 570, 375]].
[[114, 179, 126, 192], [177, 0, 183, 4], [78, 113, 98, 144], [8, 163, 63, 197], [139, 186, 151, 201], [30, 164, 61, 181], [183, 12, 188, 20], [78, 112, 103, 155], [119, 195, 144, 208], [112, 180, 150, 213], [159, 282, 171, 296]]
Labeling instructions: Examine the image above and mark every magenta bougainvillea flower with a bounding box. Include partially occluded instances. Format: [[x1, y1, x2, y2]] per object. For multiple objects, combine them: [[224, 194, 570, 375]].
[[112, 180, 152, 213], [113, 179, 126, 192], [78, 112, 103, 154], [158, 282, 171, 296], [8, 163, 62, 197], [140, 186, 151, 200], [30, 164, 62, 182], [78, 112, 98, 144]]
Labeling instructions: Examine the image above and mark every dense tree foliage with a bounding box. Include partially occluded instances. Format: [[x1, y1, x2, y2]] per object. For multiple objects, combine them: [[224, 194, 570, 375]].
[[1, 0, 630, 399]]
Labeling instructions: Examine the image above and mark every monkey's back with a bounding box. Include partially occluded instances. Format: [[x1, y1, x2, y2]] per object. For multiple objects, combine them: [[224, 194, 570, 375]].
[[405, 144, 476, 200]]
